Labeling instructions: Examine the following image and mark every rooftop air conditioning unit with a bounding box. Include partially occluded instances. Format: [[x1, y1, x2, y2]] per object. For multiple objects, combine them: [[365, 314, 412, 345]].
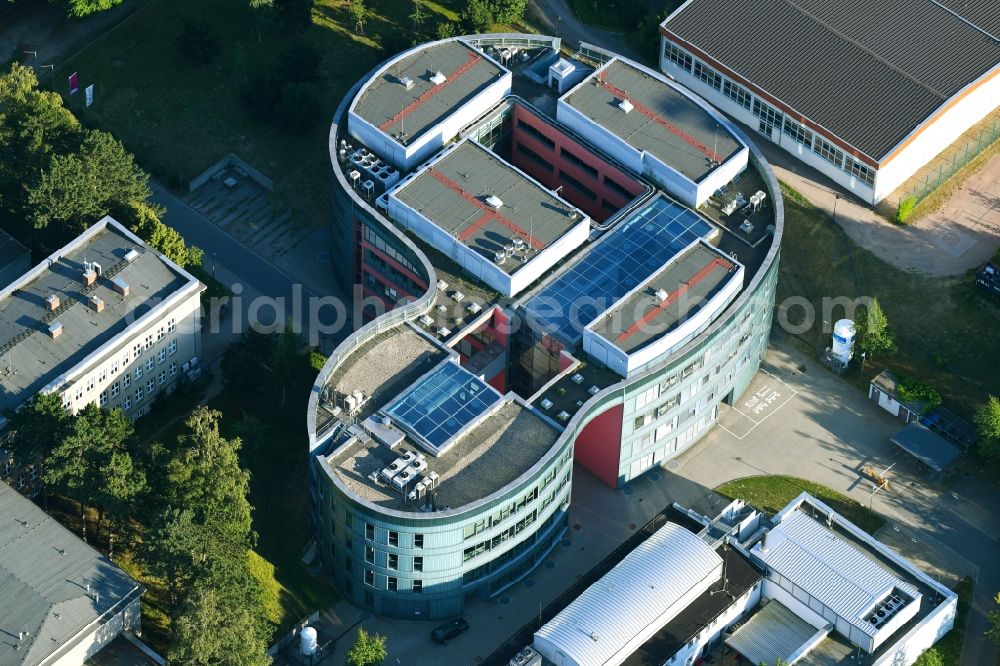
[[540, 398, 553, 409], [485, 195, 504, 209], [437, 280, 450, 291], [466, 302, 482, 315], [571, 373, 584, 384], [82, 266, 97, 286], [47, 322, 63, 339], [588, 385, 600, 395], [419, 315, 435, 327], [399, 75, 414, 89], [46, 294, 60, 311], [88, 295, 105, 313], [557, 411, 570, 421], [430, 71, 447, 85], [437, 327, 451, 338], [655, 288, 669, 302], [124, 249, 141, 263], [619, 99, 634, 114]]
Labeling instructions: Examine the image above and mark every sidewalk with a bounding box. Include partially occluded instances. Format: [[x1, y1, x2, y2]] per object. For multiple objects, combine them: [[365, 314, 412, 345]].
[[747, 126, 1000, 277]]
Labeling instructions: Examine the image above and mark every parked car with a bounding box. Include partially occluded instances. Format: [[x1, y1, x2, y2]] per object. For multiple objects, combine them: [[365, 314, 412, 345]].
[[431, 618, 470, 644]]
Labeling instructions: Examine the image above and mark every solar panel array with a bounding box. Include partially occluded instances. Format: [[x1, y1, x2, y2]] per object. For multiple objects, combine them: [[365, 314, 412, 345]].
[[523, 195, 715, 344], [383, 361, 503, 451]]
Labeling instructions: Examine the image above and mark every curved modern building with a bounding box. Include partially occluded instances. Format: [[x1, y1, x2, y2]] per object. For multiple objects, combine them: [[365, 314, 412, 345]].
[[308, 34, 784, 620]]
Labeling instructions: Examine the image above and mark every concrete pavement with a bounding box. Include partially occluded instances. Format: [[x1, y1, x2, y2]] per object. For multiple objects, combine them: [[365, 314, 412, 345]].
[[529, 0, 640, 61]]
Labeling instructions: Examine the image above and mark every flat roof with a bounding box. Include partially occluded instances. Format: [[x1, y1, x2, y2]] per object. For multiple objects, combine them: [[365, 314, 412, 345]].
[[353, 40, 508, 146], [0, 218, 198, 415], [325, 399, 558, 512], [534, 522, 722, 666], [752, 510, 920, 639], [662, 0, 1000, 160], [891, 423, 961, 473], [0, 482, 141, 666], [523, 194, 717, 345], [563, 59, 743, 182], [391, 140, 586, 273], [623, 544, 762, 666], [588, 241, 740, 355]]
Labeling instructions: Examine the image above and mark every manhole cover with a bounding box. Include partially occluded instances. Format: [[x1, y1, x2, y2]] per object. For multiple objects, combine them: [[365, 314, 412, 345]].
[[524, 579, 535, 588], [544, 560, 556, 569], [667, 461, 679, 470], [499, 595, 511, 605]]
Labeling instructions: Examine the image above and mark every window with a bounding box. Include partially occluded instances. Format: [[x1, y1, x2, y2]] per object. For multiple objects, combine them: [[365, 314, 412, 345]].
[[752, 99, 782, 135], [844, 155, 876, 187], [124, 395, 132, 410], [387, 577, 397, 592], [365, 523, 375, 540], [100, 390, 108, 406], [365, 546, 374, 563], [635, 385, 660, 409], [516, 143, 554, 172], [123, 374, 131, 388], [693, 61, 722, 90], [413, 579, 423, 594], [414, 534, 424, 548], [388, 531, 398, 547], [167, 318, 176, 333], [168, 340, 177, 356], [136, 386, 144, 402], [158, 371, 167, 385], [135, 366, 142, 381], [133, 343, 142, 358], [156, 325, 164, 341], [663, 42, 692, 72], [560, 171, 596, 200], [364, 570, 374, 586], [74, 386, 84, 402], [144, 333, 153, 350], [146, 358, 154, 372], [346, 514, 353, 528], [98, 368, 108, 383], [147, 379, 156, 394], [604, 176, 632, 199], [110, 381, 120, 398], [812, 136, 844, 168], [782, 117, 814, 148], [388, 553, 398, 570], [560, 147, 599, 178], [111, 360, 120, 375], [169, 361, 178, 376], [516, 119, 556, 149], [414, 556, 423, 572], [722, 79, 752, 110], [157, 349, 166, 364]]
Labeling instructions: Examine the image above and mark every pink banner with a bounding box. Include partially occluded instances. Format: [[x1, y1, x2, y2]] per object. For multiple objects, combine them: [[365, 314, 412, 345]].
[[69, 72, 79, 95]]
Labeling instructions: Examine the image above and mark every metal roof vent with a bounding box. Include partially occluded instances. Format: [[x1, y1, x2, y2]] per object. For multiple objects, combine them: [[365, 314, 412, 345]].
[[484, 194, 503, 209], [82, 264, 97, 286], [557, 411, 571, 421], [654, 288, 669, 302], [399, 75, 414, 89], [540, 398, 553, 409], [430, 71, 447, 85], [494, 251, 507, 265], [124, 248, 140, 263], [111, 276, 130, 297], [419, 314, 434, 327], [618, 98, 634, 114], [46, 294, 60, 311], [588, 385, 600, 395], [88, 295, 105, 313]]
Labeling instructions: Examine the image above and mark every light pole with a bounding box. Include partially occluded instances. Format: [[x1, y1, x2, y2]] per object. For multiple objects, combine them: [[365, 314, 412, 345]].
[[211, 252, 217, 280], [832, 193, 840, 224]]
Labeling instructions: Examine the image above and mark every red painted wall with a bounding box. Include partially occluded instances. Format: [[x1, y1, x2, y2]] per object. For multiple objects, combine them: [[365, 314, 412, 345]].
[[574, 404, 624, 488], [488, 370, 506, 393], [510, 104, 645, 222]]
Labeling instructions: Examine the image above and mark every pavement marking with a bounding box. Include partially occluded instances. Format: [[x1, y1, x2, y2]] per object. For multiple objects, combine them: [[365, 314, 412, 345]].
[[718, 368, 798, 441]]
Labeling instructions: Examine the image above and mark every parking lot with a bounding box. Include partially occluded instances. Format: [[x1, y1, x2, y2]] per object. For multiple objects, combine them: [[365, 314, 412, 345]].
[[717, 369, 798, 440]]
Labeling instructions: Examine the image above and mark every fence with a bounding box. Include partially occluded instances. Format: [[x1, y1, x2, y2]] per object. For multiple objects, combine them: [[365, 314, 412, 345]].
[[901, 119, 1000, 206]]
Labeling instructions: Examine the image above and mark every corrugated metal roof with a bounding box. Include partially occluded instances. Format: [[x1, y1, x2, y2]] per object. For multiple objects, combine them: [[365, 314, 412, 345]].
[[724, 599, 819, 666], [0, 482, 141, 666], [663, 0, 1000, 160], [753, 511, 919, 638], [534, 522, 722, 666]]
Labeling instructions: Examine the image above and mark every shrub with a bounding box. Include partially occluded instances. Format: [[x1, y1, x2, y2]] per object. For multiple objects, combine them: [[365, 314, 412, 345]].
[[896, 196, 917, 224], [436, 20, 458, 40], [175, 20, 221, 66], [895, 375, 942, 412]]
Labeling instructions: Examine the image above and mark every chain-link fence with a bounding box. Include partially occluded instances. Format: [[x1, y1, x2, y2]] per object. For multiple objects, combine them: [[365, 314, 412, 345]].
[[902, 120, 999, 205]]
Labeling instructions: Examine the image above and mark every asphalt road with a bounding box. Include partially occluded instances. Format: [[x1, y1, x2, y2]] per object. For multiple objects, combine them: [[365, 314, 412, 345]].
[[529, 0, 640, 60]]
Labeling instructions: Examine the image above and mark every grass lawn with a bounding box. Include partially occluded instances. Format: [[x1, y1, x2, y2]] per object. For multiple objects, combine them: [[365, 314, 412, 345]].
[[777, 183, 1000, 418], [53, 0, 467, 230], [716, 475, 885, 534]]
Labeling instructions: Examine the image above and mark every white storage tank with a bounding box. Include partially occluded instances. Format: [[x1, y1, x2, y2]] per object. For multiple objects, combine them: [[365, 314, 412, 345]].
[[300, 626, 318, 656], [831, 319, 856, 364]]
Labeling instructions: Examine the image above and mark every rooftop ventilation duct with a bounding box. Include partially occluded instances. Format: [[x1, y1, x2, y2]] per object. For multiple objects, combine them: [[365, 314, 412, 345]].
[[399, 75, 414, 90], [618, 98, 634, 114], [485, 195, 503, 209], [82, 264, 97, 286], [124, 249, 140, 263], [47, 322, 63, 339], [654, 288, 669, 302], [46, 294, 60, 311], [430, 71, 447, 85], [88, 295, 105, 313], [111, 276, 130, 297]]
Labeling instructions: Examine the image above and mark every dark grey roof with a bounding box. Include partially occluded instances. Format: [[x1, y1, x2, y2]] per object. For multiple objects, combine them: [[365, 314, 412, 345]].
[[663, 0, 1000, 160], [891, 423, 961, 473], [0, 482, 141, 666]]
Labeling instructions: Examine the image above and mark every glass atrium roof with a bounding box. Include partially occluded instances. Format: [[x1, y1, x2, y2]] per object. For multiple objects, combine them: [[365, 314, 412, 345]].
[[382, 360, 503, 453], [523, 195, 715, 345]]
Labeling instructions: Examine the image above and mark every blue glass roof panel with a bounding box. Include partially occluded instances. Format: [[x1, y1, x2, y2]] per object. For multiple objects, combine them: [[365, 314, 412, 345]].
[[523, 196, 715, 344], [383, 361, 503, 450]]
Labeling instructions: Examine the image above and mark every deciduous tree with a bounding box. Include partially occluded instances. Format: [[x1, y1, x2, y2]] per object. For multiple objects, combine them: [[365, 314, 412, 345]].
[[974, 396, 1000, 462], [346, 628, 387, 666], [857, 297, 895, 359]]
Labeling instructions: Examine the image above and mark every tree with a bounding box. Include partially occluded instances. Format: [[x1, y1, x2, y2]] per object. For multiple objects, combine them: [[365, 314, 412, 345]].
[[44, 405, 132, 542], [2, 392, 71, 474], [350, 0, 367, 34], [974, 396, 1000, 461], [410, 0, 427, 31], [345, 628, 387, 666], [249, 0, 276, 42], [435, 20, 458, 40], [490, 0, 526, 23], [175, 20, 222, 66], [125, 200, 203, 268], [987, 592, 1000, 645], [28, 129, 150, 235], [95, 450, 146, 559], [462, 0, 493, 33], [912, 648, 944, 666], [60, 0, 123, 18], [857, 297, 895, 359], [165, 408, 254, 547]]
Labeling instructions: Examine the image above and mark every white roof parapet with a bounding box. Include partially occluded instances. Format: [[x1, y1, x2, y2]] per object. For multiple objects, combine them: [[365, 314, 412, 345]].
[[534, 522, 722, 666]]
